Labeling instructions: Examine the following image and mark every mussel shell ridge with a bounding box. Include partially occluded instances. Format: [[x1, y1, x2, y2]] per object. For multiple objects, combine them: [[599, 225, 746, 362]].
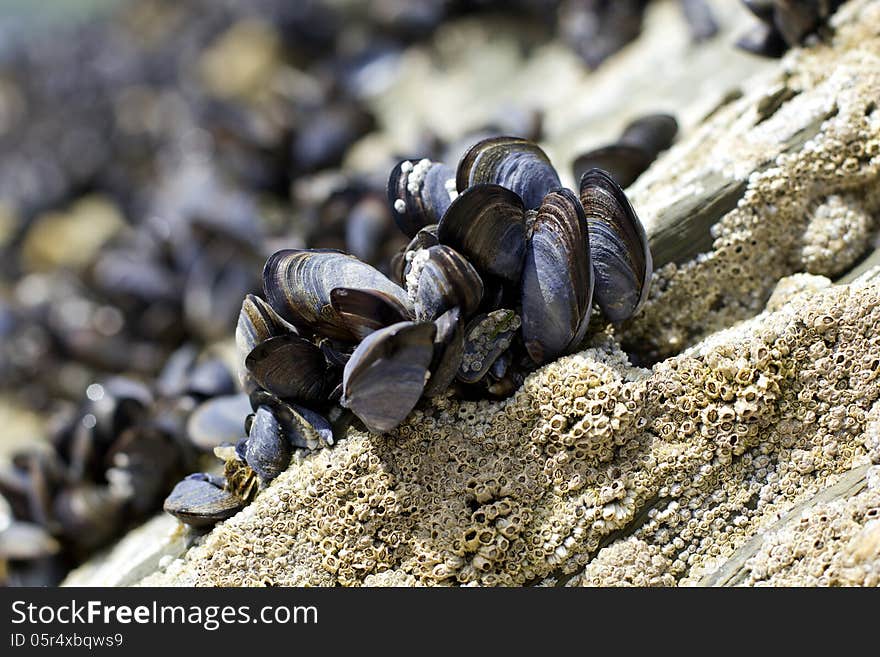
[[579, 168, 652, 323], [437, 183, 526, 283], [263, 249, 412, 340], [521, 188, 593, 365], [244, 334, 329, 402], [456, 136, 561, 210]]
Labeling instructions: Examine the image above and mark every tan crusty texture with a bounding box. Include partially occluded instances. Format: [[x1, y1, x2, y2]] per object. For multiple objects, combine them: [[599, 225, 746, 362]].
[[142, 1, 880, 587], [623, 0, 880, 360], [144, 270, 880, 586]]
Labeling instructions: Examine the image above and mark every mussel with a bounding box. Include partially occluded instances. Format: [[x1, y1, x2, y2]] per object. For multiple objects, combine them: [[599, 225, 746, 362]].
[[244, 334, 329, 402], [437, 183, 526, 283], [579, 168, 652, 323], [341, 321, 436, 433], [406, 244, 484, 322], [521, 188, 593, 364], [388, 159, 457, 238], [263, 249, 412, 340], [163, 473, 244, 528], [455, 136, 560, 210]]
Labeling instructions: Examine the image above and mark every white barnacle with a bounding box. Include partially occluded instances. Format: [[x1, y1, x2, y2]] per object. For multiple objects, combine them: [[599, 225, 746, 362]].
[[393, 198, 407, 214]]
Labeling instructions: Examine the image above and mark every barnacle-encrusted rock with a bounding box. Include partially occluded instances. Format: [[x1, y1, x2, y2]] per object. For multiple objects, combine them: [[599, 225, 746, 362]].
[[140, 268, 880, 586], [626, 0, 880, 360]]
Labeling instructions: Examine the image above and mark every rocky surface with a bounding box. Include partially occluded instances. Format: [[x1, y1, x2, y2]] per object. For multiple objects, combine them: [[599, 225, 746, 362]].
[[64, 0, 880, 586]]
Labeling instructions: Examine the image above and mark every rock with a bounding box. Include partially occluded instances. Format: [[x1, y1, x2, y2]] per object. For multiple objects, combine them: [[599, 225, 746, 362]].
[[62, 514, 190, 587], [132, 265, 880, 586], [626, 0, 880, 360], [69, 0, 880, 587]]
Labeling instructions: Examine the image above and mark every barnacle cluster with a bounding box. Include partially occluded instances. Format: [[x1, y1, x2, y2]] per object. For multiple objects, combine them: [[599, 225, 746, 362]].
[[621, 4, 880, 361], [146, 270, 880, 586]]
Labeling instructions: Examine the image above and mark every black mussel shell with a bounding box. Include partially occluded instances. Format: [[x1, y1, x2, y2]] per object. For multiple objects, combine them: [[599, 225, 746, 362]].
[[579, 169, 652, 323], [246, 405, 292, 482], [330, 287, 412, 339], [619, 114, 679, 156], [572, 144, 654, 190], [457, 309, 520, 384], [263, 249, 412, 340], [186, 393, 253, 451], [437, 183, 526, 283], [388, 158, 456, 238], [341, 321, 436, 433], [52, 484, 125, 551], [521, 188, 593, 365], [245, 334, 329, 402], [163, 474, 244, 528], [286, 403, 334, 449], [423, 306, 465, 398], [346, 195, 391, 265], [736, 22, 788, 57], [679, 0, 718, 42], [455, 136, 561, 210], [773, 0, 820, 47], [236, 294, 296, 362], [407, 244, 483, 322], [247, 390, 332, 450], [187, 358, 236, 398], [156, 344, 199, 398], [742, 0, 775, 21], [558, 0, 646, 70], [319, 338, 355, 368]]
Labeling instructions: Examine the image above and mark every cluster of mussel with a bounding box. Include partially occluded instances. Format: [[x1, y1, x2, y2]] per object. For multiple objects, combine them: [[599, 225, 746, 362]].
[[736, 0, 844, 57], [164, 135, 653, 527], [0, 349, 242, 584]]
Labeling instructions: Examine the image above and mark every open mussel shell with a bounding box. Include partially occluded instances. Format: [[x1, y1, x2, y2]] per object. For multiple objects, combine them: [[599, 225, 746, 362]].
[[407, 245, 483, 322], [457, 309, 521, 384], [341, 321, 436, 433], [619, 114, 679, 156], [330, 287, 412, 340], [521, 188, 593, 365], [246, 405, 292, 483], [572, 144, 654, 190], [244, 334, 329, 402], [186, 393, 252, 451], [263, 249, 412, 340], [423, 306, 465, 398], [455, 136, 561, 210], [163, 474, 244, 528], [437, 183, 526, 283], [236, 294, 296, 361], [248, 390, 333, 450], [579, 169, 652, 323], [388, 158, 456, 238]]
